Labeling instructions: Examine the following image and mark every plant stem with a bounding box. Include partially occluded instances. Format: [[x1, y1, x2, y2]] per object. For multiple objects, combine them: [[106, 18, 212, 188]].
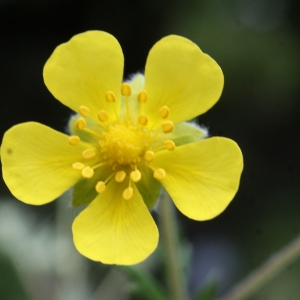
[[159, 191, 188, 300], [218, 235, 300, 300]]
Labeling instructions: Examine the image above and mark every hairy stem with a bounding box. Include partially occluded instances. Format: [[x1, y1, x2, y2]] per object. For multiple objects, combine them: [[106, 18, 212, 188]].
[[219, 235, 300, 300], [159, 191, 188, 300]]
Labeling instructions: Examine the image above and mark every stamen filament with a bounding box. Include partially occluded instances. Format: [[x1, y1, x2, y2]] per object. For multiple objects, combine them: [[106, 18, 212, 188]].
[[82, 127, 102, 138], [92, 161, 108, 170], [121, 83, 132, 122]]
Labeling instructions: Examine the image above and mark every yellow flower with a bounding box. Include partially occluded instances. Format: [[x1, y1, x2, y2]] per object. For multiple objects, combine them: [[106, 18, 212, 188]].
[[1, 31, 243, 265]]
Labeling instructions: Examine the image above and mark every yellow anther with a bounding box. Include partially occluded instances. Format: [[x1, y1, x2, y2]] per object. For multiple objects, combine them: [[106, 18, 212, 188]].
[[138, 90, 148, 103], [69, 135, 80, 145], [105, 91, 116, 103], [115, 170, 127, 183], [75, 117, 86, 130], [96, 181, 106, 193], [123, 187, 133, 200], [98, 110, 109, 122], [79, 105, 90, 116], [161, 121, 174, 133], [164, 140, 176, 151], [138, 115, 148, 126], [72, 162, 85, 170], [159, 106, 170, 119], [82, 166, 94, 178], [121, 83, 132, 97], [130, 169, 141, 182], [82, 149, 96, 160], [154, 168, 166, 180], [144, 150, 155, 162]]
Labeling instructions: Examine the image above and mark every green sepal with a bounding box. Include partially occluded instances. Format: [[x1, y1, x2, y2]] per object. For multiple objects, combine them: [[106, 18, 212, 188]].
[[136, 165, 161, 209], [152, 122, 208, 149], [122, 266, 168, 300], [68, 113, 104, 144], [119, 73, 145, 121], [72, 165, 112, 207]]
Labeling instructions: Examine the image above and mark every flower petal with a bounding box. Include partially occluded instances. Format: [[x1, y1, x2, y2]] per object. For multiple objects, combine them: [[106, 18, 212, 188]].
[[72, 180, 159, 265], [1, 122, 87, 205], [43, 31, 124, 123], [151, 137, 243, 220], [144, 35, 224, 127]]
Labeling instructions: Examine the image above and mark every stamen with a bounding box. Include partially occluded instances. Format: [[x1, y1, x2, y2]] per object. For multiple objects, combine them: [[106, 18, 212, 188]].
[[69, 135, 80, 145], [138, 90, 148, 103], [123, 187, 133, 200], [98, 110, 109, 122], [96, 181, 106, 193], [72, 162, 85, 170], [130, 169, 141, 182], [161, 121, 174, 133], [138, 115, 148, 126], [79, 105, 90, 116], [154, 168, 166, 180], [159, 106, 170, 119], [121, 83, 132, 121], [105, 91, 116, 103], [164, 140, 176, 151], [115, 170, 127, 183], [82, 149, 96, 160], [76, 117, 86, 130], [121, 83, 132, 96], [144, 150, 155, 162], [82, 127, 102, 138], [92, 161, 108, 170], [82, 166, 94, 178]]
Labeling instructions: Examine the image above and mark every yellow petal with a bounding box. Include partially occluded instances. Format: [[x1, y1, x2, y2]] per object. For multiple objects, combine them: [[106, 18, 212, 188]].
[[152, 137, 243, 220], [72, 180, 159, 265], [1, 122, 87, 205], [43, 31, 124, 123], [144, 35, 224, 127]]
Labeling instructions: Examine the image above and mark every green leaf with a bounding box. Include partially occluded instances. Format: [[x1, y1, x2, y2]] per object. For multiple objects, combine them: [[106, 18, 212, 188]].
[[123, 266, 168, 300]]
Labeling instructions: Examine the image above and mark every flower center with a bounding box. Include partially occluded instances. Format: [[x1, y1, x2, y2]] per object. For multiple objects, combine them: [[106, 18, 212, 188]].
[[99, 122, 150, 166], [69, 80, 176, 200]]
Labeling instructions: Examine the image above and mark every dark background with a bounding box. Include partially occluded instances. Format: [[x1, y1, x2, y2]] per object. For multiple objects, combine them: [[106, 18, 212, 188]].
[[1, 0, 300, 299]]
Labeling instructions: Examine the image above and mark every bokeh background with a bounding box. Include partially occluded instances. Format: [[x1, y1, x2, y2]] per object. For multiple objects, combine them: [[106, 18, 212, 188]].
[[1, 0, 300, 299]]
